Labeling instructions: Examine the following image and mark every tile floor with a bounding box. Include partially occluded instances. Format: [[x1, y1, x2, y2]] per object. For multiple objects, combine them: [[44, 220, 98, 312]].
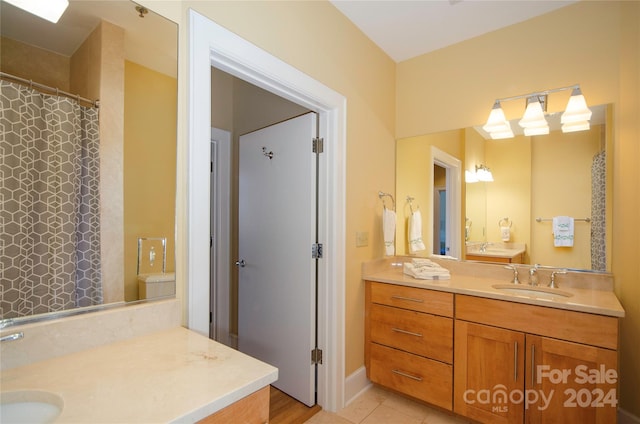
[[305, 385, 470, 424]]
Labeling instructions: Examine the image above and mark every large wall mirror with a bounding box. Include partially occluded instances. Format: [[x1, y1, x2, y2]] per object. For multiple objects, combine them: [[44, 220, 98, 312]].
[[396, 103, 612, 272], [1, 1, 178, 323]]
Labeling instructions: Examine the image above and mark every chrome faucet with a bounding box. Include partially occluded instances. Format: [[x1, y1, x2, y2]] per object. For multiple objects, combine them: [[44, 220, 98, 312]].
[[549, 270, 567, 288], [529, 264, 540, 286], [480, 242, 491, 252], [504, 265, 521, 284]]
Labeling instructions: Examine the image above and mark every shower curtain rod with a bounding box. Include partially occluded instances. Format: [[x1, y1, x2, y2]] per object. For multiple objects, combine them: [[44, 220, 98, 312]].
[[0, 71, 99, 108]]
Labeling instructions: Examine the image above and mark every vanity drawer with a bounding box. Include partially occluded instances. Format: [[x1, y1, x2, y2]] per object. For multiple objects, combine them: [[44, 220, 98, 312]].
[[368, 281, 453, 317], [369, 343, 452, 411], [370, 303, 453, 363]]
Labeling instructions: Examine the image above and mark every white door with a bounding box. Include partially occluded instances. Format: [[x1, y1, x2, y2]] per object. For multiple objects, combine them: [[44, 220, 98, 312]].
[[238, 112, 317, 406]]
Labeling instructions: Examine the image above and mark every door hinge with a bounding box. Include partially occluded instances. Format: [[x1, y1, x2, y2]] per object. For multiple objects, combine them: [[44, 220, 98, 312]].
[[312, 137, 324, 154], [311, 348, 323, 365], [312, 243, 323, 259]]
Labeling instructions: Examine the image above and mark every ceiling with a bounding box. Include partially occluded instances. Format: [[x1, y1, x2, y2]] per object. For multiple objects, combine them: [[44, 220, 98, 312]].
[[330, 0, 577, 62], [1, 1, 577, 77], [0, 0, 177, 77]]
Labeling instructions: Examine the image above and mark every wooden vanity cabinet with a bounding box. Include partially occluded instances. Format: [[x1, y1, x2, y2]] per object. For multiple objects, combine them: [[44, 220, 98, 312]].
[[365, 281, 454, 410], [197, 386, 269, 424], [454, 295, 619, 424]]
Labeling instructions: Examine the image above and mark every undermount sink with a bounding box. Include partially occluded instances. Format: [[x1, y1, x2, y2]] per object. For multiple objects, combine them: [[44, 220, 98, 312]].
[[0, 391, 63, 424], [492, 283, 574, 299]]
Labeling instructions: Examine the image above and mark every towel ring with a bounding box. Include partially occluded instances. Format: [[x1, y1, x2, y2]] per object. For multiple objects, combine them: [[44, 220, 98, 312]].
[[406, 196, 417, 213], [498, 217, 512, 228], [378, 191, 395, 210]]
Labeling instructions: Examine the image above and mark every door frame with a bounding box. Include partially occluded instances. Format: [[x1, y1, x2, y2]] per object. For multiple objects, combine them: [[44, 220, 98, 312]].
[[210, 128, 231, 346], [431, 146, 462, 259], [188, 10, 346, 412]]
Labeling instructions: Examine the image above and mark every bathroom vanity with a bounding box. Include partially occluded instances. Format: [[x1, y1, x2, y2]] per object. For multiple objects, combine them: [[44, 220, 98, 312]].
[[363, 257, 624, 424], [0, 300, 277, 423]]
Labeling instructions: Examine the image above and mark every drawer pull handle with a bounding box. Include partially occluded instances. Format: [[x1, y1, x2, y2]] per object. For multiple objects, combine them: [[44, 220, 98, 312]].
[[392, 328, 423, 338], [531, 344, 536, 387], [392, 369, 423, 382], [390, 295, 424, 303]]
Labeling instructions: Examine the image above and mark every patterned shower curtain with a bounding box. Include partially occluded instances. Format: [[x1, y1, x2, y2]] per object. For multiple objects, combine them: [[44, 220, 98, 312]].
[[591, 150, 607, 271], [0, 80, 103, 319]]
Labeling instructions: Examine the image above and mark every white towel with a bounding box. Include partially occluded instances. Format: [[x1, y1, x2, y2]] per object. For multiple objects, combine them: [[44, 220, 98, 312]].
[[500, 226, 511, 242], [552, 216, 574, 247], [403, 262, 450, 280], [409, 210, 426, 253], [382, 208, 396, 256]]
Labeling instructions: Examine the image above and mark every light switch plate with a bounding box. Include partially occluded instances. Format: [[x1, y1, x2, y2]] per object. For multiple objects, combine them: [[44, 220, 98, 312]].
[[356, 231, 369, 247]]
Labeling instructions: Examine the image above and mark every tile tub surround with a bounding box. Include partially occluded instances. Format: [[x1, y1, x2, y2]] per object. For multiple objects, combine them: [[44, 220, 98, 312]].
[[0, 327, 278, 423], [1, 298, 181, 370], [362, 257, 624, 317]]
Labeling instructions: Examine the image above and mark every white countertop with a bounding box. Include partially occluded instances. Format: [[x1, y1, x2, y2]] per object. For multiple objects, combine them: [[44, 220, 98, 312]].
[[363, 259, 625, 318], [0, 327, 278, 423]]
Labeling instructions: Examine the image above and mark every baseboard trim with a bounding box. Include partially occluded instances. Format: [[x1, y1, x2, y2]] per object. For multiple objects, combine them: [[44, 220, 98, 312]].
[[345, 366, 371, 406], [619, 408, 640, 424]]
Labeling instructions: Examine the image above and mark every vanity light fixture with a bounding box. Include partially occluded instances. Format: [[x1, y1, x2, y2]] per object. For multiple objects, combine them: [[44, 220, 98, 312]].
[[561, 87, 592, 133], [4, 0, 69, 23], [483, 84, 592, 139], [482, 101, 514, 139], [466, 164, 493, 183]]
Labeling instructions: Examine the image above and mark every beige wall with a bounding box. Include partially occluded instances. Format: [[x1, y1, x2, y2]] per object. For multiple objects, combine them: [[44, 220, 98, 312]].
[[530, 126, 602, 269], [396, 130, 463, 255], [139, 0, 396, 377], [397, 1, 640, 416], [1, 36, 70, 90], [140, 0, 639, 415], [71, 22, 126, 304], [123, 60, 177, 301]]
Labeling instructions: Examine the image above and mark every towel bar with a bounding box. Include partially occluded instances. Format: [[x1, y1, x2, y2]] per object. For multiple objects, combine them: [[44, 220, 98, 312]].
[[535, 217, 591, 223]]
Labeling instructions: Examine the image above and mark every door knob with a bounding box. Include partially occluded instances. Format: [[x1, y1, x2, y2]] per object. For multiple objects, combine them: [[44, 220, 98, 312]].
[[235, 260, 246, 268]]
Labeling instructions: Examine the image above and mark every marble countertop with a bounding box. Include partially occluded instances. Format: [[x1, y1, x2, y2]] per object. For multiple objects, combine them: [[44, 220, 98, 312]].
[[0, 327, 278, 423], [363, 258, 625, 318]]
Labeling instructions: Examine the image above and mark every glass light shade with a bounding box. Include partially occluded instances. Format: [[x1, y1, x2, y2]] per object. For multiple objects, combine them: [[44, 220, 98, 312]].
[[524, 125, 550, 136], [465, 170, 479, 183], [490, 129, 515, 139], [519, 97, 547, 128], [561, 88, 592, 124], [475, 166, 494, 182], [562, 121, 591, 133], [4, 0, 69, 23], [483, 101, 512, 133]]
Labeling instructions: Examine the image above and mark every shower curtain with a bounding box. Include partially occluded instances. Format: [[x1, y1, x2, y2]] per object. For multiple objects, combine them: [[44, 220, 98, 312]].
[[0, 80, 103, 319], [591, 150, 606, 271]]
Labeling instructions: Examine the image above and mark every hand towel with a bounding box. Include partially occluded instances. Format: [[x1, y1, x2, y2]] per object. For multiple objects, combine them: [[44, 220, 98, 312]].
[[409, 210, 426, 253], [500, 226, 511, 242], [403, 262, 450, 280], [552, 216, 574, 247], [382, 208, 396, 256]]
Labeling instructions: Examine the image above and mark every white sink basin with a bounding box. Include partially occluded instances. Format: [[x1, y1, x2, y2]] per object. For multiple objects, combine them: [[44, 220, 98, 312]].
[[0, 391, 63, 424], [492, 284, 574, 299]]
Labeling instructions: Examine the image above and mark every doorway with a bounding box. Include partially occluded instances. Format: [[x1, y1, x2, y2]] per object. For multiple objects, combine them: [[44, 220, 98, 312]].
[[430, 147, 462, 259], [188, 11, 347, 412]]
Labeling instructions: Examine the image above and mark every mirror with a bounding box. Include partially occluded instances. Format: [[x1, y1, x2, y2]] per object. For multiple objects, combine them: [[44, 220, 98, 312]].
[[1, 1, 178, 322], [396, 104, 611, 272]]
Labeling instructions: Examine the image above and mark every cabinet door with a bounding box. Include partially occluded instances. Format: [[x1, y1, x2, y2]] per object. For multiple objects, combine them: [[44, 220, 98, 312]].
[[525, 335, 618, 424], [454, 321, 525, 424]]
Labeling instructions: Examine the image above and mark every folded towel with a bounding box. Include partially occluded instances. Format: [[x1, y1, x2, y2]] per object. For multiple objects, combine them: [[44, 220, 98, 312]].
[[382, 208, 396, 256], [409, 210, 426, 253], [411, 258, 439, 268], [403, 262, 450, 280], [500, 226, 511, 242], [552, 216, 574, 247]]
